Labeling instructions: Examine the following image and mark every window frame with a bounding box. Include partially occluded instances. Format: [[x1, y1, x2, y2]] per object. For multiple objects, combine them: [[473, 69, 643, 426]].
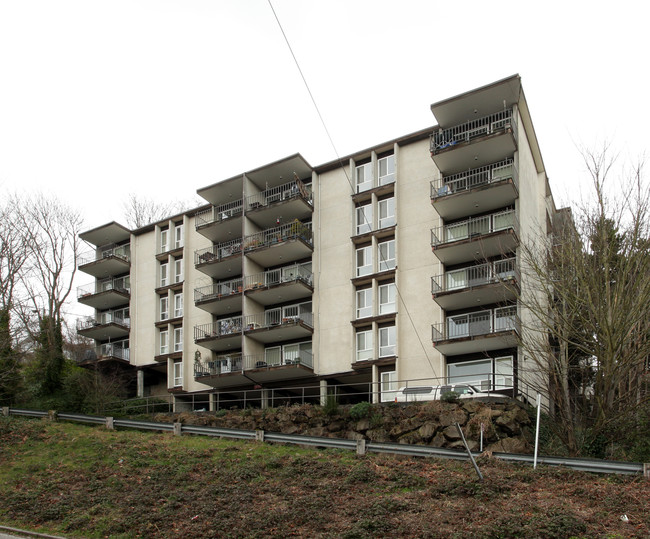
[[173, 361, 182, 387], [379, 325, 396, 357], [160, 229, 169, 253], [174, 326, 183, 352], [356, 287, 372, 319], [378, 154, 395, 186], [174, 223, 184, 249], [160, 263, 169, 287], [379, 283, 396, 314], [160, 330, 169, 355], [355, 162, 373, 193], [174, 293, 183, 318], [160, 296, 169, 321], [378, 239, 396, 271], [356, 329, 373, 362], [356, 245, 372, 277], [378, 197, 396, 229], [356, 203, 373, 235]]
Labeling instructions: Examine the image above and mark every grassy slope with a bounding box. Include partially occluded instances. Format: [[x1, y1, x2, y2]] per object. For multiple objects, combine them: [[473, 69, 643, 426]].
[[0, 416, 648, 539]]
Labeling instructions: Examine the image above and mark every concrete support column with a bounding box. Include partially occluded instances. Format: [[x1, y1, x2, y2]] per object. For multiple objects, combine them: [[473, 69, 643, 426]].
[[319, 380, 328, 406], [209, 393, 216, 412], [261, 389, 269, 410], [137, 369, 144, 398], [372, 365, 379, 404]]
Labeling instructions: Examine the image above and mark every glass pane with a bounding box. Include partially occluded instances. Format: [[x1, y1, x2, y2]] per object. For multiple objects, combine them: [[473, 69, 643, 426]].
[[447, 359, 491, 386]]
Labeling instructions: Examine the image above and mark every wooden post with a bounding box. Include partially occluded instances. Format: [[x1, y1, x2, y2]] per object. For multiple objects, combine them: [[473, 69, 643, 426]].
[[356, 439, 366, 456], [105, 417, 114, 430], [255, 430, 265, 442], [1, 407, 9, 416], [173, 422, 182, 436]]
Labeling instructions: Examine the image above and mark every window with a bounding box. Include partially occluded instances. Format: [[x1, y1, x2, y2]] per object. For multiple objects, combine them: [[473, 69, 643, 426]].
[[173, 361, 182, 387], [356, 329, 373, 362], [356, 204, 372, 235], [160, 229, 169, 253], [447, 358, 492, 391], [378, 197, 395, 229], [265, 346, 281, 366], [160, 296, 169, 321], [356, 288, 372, 319], [356, 246, 372, 277], [379, 325, 396, 357], [378, 239, 395, 271], [378, 154, 395, 185], [160, 263, 168, 287], [495, 356, 514, 389], [174, 293, 183, 318], [174, 327, 183, 352], [380, 371, 398, 402], [355, 162, 373, 193], [174, 223, 184, 249], [379, 283, 396, 314], [160, 330, 169, 355], [174, 259, 183, 283]]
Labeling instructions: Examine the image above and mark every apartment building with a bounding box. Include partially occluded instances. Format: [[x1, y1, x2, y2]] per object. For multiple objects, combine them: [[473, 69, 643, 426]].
[[76, 75, 561, 410]]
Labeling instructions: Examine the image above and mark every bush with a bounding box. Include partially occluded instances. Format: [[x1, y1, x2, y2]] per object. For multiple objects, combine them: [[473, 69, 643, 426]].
[[349, 401, 372, 420], [322, 396, 339, 417], [441, 391, 459, 403]]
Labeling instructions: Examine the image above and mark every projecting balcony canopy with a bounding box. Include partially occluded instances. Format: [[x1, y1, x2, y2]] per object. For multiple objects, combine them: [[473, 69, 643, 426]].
[[76, 314, 130, 340], [243, 221, 313, 268], [431, 306, 519, 355], [194, 315, 243, 352], [243, 265, 313, 306], [77, 244, 131, 279], [194, 277, 243, 315], [195, 200, 243, 243], [431, 257, 519, 310], [430, 159, 519, 220], [429, 109, 518, 173], [244, 179, 313, 228], [77, 279, 130, 310], [194, 238, 243, 280], [431, 209, 519, 265], [194, 350, 314, 388]]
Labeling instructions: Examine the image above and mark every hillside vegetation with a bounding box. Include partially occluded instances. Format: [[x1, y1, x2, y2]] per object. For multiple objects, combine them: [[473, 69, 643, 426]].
[[1, 416, 648, 538]]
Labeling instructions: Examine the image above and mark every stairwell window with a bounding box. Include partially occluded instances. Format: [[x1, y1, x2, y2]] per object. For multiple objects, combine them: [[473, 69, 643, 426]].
[[174, 293, 183, 318], [356, 329, 373, 362], [174, 327, 183, 352], [356, 287, 372, 319], [160, 330, 169, 355], [355, 162, 373, 193], [378, 197, 395, 229], [379, 325, 396, 357], [160, 228, 169, 253], [174, 259, 183, 283], [356, 203, 372, 235], [173, 361, 182, 387], [356, 246, 372, 277], [378, 154, 395, 186], [160, 263, 169, 287], [174, 223, 184, 249], [380, 371, 398, 402], [379, 283, 396, 314], [378, 239, 395, 271], [160, 296, 169, 321]]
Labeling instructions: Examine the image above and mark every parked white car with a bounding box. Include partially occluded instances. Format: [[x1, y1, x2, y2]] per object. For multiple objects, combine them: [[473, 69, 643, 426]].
[[393, 383, 489, 402]]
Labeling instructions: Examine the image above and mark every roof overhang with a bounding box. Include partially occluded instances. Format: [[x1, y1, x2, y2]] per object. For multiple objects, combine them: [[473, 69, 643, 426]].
[[80, 222, 131, 247]]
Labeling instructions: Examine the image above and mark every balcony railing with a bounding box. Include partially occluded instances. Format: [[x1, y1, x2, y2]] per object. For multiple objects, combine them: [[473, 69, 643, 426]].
[[77, 278, 130, 300], [76, 314, 131, 331], [243, 264, 313, 290], [245, 179, 312, 210], [242, 309, 314, 331], [96, 344, 130, 361], [431, 306, 519, 342], [195, 238, 243, 265], [431, 258, 518, 294], [430, 109, 516, 154], [194, 316, 243, 341], [195, 353, 244, 376], [194, 349, 314, 377], [195, 200, 244, 229], [194, 277, 244, 303], [242, 221, 313, 252], [431, 158, 517, 198], [431, 209, 517, 247], [77, 244, 131, 266]]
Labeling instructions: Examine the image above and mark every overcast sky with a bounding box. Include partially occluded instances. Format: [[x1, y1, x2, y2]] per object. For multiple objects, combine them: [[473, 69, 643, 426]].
[[1, 0, 648, 317]]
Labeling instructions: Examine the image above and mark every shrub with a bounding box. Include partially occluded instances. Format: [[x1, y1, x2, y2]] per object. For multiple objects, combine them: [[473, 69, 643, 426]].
[[322, 396, 339, 417], [349, 401, 372, 420], [441, 391, 459, 403]]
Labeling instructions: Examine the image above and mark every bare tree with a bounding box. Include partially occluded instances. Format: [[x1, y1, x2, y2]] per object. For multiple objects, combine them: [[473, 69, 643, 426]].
[[121, 193, 199, 229], [518, 144, 650, 455], [0, 201, 30, 310]]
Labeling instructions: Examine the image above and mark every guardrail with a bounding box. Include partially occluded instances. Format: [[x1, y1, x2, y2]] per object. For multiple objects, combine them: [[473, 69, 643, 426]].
[[3, 407, 647, 477]]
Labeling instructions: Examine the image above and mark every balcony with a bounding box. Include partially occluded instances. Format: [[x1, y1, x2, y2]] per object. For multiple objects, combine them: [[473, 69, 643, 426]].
[[77, 245, 130, 279], [242, 308, 314, 345], [194, 238, 243, 280], [194, 315, 243, 352], [76, 314, 130, 340], [194, 277, 243, 315], [194, 349, 314, 388], [77, 279, 130, 310], [243, 265, 313, 306], [429, 109, 518, 173], [195, 200, 243, 243], [431, 209, 518, 264], [243, 221, 313, 268], [431, 258, 519, 310], [430, 159, 518, 220], [245, 179, 313, 228], [431, 306, 519, 355], [91, 343, 131, 364]]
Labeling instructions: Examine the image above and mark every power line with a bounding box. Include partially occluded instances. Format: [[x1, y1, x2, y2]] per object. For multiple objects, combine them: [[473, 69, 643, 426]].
[[266, 1, 437, 375]]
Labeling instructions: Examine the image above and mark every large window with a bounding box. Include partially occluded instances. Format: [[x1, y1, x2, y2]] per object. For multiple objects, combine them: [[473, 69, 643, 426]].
[[174, 327, 183, 352], [160, 330, 169, 355], [160, 296, 169, 321], [356, 162, 373, 193], [356, 204, 372, 235], [378, 197, 395, 229], [447, 356, 514, 391], [356, 288, 372, 319], [173, 361, 182, 387], [378, 154, 395, 185], [356, 329, 373, 362], [378, 239, 395, 271], [379, 325, 396, 357], [356, 246, 372, 277], [379, 283, 396, 314]]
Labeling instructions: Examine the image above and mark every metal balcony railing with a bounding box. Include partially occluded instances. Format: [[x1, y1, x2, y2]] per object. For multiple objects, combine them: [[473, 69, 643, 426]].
[[242, 309, 314, 331], [77, 278, 130, 300], [195, 200, 244, 229], [243, 264, 313, 291], [245, 179, 312, 210], [76, 314, 131, 331], [431, 209, 517, 247], [195, 353, 244, 376], [431, 306, 519, 341], [430, 158, 517, 198], [430, 108, 516, 153], [431, 257, 518, 294], [96, 344, 130, 361], [194, 316, 243, 341], [77, 244, 131, 266], [194, 349, 314, 377], [195, 238, 243, 265], [242, 221, 313, 252], [194, 277, 244, 303]]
